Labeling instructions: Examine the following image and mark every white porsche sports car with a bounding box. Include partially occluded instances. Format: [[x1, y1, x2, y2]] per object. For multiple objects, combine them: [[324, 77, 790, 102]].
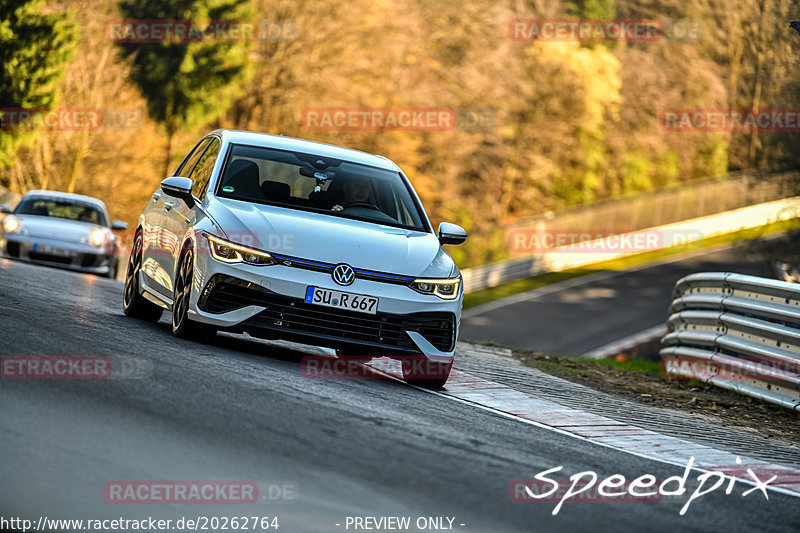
[[1, 190, 128, 278], [123, 130, 467, 387]]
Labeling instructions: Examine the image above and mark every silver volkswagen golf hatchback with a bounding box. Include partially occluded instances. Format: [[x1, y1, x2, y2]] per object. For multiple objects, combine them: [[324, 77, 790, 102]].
[[123, 130, 467, 387]]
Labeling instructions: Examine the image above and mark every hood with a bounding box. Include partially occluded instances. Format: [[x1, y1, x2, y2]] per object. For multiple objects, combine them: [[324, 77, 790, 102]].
[[14, 215, 104, 242], [207, 197, 454, 277]]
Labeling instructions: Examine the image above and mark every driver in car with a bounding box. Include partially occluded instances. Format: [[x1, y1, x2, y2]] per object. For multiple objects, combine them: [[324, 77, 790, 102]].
[[332, 177, 372, 211]]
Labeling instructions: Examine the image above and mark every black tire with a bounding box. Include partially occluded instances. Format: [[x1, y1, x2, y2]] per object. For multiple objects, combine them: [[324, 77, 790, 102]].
[[401, 357, 453, 389], [171, 247, 217, 341], [122, 231, 163, 322]]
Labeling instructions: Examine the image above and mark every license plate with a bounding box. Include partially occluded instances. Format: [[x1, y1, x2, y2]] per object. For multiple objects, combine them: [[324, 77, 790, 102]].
[[33, 243, 75, 257], [304, 286, 378, 315]]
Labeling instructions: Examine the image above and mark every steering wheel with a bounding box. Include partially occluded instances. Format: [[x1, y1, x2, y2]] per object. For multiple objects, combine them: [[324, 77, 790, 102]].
[[343, 201, 381, 212]]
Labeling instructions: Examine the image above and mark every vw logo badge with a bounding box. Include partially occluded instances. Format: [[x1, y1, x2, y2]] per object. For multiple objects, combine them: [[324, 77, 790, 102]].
[[332, 264, 355, 286]]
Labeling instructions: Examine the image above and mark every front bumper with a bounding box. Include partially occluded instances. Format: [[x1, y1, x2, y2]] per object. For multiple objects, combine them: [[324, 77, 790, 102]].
[[187, 241, 461, 361], [1, 234, 117, 276]]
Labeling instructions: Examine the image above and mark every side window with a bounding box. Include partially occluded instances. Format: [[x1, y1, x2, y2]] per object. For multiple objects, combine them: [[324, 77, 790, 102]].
[[175, 138, 212, 177], [188, 138, 221, 201]]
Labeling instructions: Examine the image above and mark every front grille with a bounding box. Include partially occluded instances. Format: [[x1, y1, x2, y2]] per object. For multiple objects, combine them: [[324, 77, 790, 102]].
[[270, 253, 415, 285], [198, 275, 455, 352], [200, 277, 267, 313], [79, 253, 102, 268], [5, 242, 20, 258], [406, 315, 456, 352], [29, 252, 72, 264]]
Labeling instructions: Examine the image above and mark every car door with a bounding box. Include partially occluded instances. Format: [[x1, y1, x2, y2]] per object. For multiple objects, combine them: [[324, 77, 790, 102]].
[[145, 138, 212, 297], [162, 137, 222, 287]]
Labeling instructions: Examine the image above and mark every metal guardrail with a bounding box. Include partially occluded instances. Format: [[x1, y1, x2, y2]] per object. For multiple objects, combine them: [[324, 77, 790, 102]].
[[660, 272, 800, 410], [461, 255, 547, 293], [461, 195, 800, 294], [460, 170, 799, 288]]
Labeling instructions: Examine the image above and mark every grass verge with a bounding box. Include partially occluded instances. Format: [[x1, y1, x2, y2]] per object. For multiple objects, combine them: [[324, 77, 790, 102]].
[[513, 349, 800, 444]]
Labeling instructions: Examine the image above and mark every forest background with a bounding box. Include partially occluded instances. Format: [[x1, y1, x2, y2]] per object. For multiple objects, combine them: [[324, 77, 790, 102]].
[[2, 0, 799, 267]]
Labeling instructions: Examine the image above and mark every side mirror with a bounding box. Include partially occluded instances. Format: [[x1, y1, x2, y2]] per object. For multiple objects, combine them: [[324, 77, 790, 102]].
[[0, 204, 12, 214], [160, 176, 195, 207], [438, 222, 468, 246], [111, 220, 128, 231]]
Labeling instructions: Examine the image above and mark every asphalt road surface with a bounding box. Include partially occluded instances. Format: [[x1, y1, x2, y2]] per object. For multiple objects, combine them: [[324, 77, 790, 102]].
[[1, 258, 799, 532], [461, 242, 774, 356]]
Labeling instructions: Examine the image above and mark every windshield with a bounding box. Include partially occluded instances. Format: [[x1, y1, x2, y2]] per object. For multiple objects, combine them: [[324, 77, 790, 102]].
[[215, 144, 428, 231], [15, 198, 109, 226]]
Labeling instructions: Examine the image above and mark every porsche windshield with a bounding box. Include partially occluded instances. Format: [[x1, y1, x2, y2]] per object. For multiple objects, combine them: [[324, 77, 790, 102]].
[[215, 144, 427, 231], [15, 198, 108, 226]]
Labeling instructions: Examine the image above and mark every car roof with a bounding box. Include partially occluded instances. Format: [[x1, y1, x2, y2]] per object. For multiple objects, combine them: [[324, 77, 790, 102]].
[[22, 190, 108, 209], [212, 129, 401, 172]]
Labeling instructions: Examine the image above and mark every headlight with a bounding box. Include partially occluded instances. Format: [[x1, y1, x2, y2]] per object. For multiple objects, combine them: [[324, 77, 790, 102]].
[[206, 234, 274, 266], [409, 277, 460, 300], [89, 228, 107, 246], [2, 216, 20, 234]]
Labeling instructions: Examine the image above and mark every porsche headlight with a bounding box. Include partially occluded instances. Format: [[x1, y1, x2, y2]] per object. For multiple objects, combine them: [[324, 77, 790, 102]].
[[206, 234, 274, 266], [89, 228, 107, 246], [409, 277, 460, 300], [2, 216, 21, 234]]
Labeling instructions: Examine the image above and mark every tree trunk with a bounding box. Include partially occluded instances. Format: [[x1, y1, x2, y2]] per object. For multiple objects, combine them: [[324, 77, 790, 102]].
[[38, 131, 54, 190], [747, 0, 772, 166], [727, 10, 743, 112], [164, 128, 175, 177], [67, 47, 111, 193]]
